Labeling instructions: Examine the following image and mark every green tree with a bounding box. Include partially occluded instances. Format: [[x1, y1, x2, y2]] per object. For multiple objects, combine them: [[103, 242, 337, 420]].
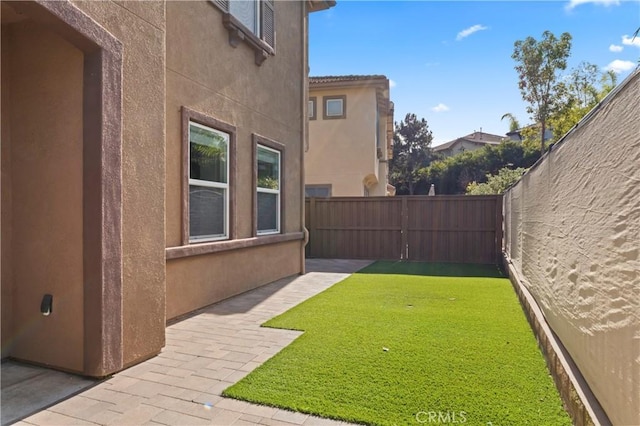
[[567, 61, 600, 107], [634, 27, 640, 63], [466, 167, 526, 195], [512, 31, 572, 155], [501, 113, 521, 132], [389, 114, 434, 195], [419, 140, 540, 195], [600, 69, 618, 94], [548, 63, 618, 141]]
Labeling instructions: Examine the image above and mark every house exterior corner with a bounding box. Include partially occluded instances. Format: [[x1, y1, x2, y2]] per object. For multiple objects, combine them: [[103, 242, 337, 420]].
[[1, 0, 328, 377]]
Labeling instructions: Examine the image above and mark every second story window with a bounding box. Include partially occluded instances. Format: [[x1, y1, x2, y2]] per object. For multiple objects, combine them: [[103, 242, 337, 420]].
[[230, 1, 259, 35], [212, 0, 275, 65], [309, 97, 317, 120], [323, 95, 346, 119]]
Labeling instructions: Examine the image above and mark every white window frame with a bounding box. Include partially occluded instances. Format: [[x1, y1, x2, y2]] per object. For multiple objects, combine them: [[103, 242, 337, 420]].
[[308, 98, 316, 120], [189, 121, 230, 242], [326, 99, 343, 117], [256, 144, 281, 235], [323, 95, 346, 119]]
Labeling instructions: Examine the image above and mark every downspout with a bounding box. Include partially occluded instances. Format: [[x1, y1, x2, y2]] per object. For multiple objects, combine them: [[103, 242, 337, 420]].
[[300, 2, 309, 275]]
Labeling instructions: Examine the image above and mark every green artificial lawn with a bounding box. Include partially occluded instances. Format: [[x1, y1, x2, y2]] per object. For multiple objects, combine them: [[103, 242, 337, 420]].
[[223, 261, 570, 425]]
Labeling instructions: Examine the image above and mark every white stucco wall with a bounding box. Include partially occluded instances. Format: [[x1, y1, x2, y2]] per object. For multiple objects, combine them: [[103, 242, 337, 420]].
[[503, 69, 640, 425]]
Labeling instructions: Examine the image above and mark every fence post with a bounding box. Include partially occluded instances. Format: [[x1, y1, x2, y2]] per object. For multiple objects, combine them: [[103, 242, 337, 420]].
[[495, 195, 503, 264], [401, 197, 408, 260]]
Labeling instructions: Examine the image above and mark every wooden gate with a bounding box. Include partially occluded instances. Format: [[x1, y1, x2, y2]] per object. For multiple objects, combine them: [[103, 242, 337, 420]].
[[305, 195, 502, 264]]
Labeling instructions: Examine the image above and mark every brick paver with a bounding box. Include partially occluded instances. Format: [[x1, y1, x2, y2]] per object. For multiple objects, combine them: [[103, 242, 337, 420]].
[[19, 260, 371, 426]]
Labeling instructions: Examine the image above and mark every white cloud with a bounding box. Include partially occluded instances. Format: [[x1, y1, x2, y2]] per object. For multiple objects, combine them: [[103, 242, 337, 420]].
[[605, 59, 636, 74], [456, 25, 488, 41], [566, 0, 619, 10], [609, 44, 623, 52], [431, 103, 450, 113], [389, 79, 397, 88], [622, 34, 640, 48]]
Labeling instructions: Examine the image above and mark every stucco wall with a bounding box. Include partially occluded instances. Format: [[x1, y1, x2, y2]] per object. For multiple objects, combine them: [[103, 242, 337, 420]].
[[1, 21, 84, 371], [2, 0, 310, 374], [503, 69, 640, 425], [307, 86, 386, 196], [166, 241, 300, 320], [164, 1, 305, 317], [72, 0, 167, 368]]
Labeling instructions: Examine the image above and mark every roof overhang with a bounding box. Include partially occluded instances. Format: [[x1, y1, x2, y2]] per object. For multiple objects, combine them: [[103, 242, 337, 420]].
[[310, 76, 391, 117], [310, 76, 389, 91], [308, 0, 336, 13]]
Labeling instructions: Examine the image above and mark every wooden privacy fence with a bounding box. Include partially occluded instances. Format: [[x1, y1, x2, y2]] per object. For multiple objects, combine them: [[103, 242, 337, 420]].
[[305, 195, 503, 264]]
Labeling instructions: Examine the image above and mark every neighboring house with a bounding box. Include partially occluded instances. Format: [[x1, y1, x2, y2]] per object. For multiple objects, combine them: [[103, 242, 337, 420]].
[[306, 75, 394, 197], [433, 131, 505, 158], [1, 0, 334, 378]]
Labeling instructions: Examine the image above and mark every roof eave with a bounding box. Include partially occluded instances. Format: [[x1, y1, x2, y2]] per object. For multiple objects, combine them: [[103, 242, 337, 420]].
[[309, 78, 388, 91], [308, 0, 336, 13]]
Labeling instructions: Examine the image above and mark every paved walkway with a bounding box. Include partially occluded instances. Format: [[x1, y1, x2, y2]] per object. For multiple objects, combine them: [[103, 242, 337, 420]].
[[15, 259, 372, 426]]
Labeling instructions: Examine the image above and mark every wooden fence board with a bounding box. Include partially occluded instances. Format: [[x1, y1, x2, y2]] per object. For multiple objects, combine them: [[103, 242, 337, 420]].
[[305, 195, 502, 264]]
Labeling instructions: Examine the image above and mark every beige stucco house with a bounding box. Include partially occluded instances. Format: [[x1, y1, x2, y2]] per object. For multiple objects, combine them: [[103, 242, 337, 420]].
[[433, 131, 504, 158], [1, 0, 333, 378], [306, 75, 394, 197]]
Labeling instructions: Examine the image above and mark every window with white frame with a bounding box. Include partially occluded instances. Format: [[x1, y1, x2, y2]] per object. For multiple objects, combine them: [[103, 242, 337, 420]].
[[189, 121, 229, 242], [256, 144, 281, 235], [323, 95, 346, 119], [308, 97, 317, 120]]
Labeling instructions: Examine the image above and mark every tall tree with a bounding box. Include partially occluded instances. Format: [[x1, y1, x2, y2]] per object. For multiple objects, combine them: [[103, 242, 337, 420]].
[[567, 61, 600, 107], [548, 63, 617, 140], [501, 113, 521, 132], [600, 69, 618, 95], [512, 31, 572, 155], [634, 27, 640, 63], [389, 114, 433, 195]]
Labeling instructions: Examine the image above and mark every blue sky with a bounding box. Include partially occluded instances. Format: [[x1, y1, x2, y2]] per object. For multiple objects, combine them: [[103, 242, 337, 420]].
[[309, 0, 640, 145]]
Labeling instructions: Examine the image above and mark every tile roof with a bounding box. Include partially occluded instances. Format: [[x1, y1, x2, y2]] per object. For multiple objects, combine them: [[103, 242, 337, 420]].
[[433, 132, 504, 151], [310, 75, 388, 84]]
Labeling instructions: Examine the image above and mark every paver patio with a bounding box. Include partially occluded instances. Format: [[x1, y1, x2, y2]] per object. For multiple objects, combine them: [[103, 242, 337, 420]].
[[12, 259, 372, 426]]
